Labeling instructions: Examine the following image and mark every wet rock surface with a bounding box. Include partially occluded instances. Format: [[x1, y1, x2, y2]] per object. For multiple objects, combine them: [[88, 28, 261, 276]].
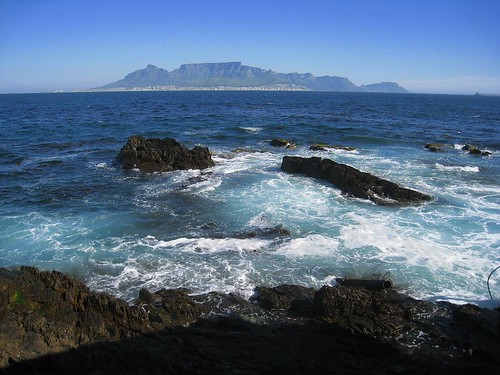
[[1, 267, 499, 374], [281, 156, 432, 205], [462, 144, 492, 156], [118, 135, 215, 173], [270, 138, 296, 148]]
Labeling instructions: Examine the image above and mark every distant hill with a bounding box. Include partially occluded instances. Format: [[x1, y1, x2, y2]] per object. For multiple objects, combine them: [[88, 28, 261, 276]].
[[360, 82, 409, 93], [95, 62, 409, 93]]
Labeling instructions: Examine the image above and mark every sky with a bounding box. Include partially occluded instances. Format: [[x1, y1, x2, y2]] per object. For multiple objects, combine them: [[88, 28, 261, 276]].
[[1, 0, 499, 94]]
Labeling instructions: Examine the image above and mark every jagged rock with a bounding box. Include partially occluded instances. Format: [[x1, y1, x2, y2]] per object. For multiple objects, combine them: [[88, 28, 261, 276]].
[[118, 135, 214, 173], [310, 144, 357, 152], [281, 156, 432, 204], [253, 284, 315, 313], [270, 138, 296, 148], [1, 267, 500, 374]]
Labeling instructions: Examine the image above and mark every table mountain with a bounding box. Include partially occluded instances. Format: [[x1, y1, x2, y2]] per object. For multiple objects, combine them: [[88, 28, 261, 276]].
[[95, 62, 409, 93]]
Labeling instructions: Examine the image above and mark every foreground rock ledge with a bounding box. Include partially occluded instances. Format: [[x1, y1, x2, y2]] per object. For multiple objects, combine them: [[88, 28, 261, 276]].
[[118, 135, 215, 173], [1, 267, 499, 374], [281, 156, 432, 205]]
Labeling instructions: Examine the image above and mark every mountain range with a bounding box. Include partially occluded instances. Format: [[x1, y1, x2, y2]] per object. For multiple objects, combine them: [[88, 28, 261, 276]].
[[95, 62, 408, 93]]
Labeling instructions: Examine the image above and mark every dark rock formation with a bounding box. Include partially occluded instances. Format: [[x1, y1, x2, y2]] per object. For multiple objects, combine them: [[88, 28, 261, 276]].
[[281, 156, 432, 204], [463, 144, 492, 156], [236, 224, 292, 239], [253, 285, 315, 315], [270, 138, 296, 148], [1, 267, 499, 374], [118, 136, 214, 173], [425, 143, 446, 152]]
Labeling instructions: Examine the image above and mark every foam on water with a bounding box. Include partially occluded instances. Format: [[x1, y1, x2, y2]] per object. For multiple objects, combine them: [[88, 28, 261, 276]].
[[1, 92, 499, 306], [85, 144, 499, 303], [434, 163, 480, 173], [240, 126, 263, 133], [147, 236, 272, 255]]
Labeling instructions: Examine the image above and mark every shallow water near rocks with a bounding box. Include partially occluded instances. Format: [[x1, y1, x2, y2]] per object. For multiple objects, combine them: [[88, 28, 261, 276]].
[[0, 91, 499, 305]]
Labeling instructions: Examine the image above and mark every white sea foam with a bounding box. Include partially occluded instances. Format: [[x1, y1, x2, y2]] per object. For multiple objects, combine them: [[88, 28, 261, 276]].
[[434, 163, 479, 173], [146, 236, 272, 254], [240, 126, 263, 133], [275, 234, 338, 258]]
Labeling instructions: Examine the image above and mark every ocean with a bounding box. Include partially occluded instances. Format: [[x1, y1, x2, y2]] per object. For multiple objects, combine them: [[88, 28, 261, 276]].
[[1, 91, 499, 306]]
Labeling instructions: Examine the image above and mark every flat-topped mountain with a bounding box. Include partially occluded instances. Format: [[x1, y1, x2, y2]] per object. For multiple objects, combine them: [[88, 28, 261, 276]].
[[95, 62, 409, 93]]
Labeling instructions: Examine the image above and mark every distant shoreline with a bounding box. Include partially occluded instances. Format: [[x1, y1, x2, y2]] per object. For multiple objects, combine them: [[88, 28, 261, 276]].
[[86, 84, 311, 92]]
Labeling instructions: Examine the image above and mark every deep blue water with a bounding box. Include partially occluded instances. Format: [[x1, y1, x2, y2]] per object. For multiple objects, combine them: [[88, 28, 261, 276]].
[[1, 91, 499, 305]]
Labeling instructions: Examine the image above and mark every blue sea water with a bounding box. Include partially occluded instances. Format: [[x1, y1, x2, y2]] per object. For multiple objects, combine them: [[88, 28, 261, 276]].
[[1, 91, 499, 305]]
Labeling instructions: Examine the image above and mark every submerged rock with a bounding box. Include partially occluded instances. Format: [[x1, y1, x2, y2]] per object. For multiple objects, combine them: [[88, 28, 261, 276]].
[[270, 138, 296, 148], [236, 224, 292, 239], [463, 144, 492, 156], [118, 135, 215, 173], [2, 267, 499, 374], [425, 143, 446, 152], [281, 156, 432, 205]]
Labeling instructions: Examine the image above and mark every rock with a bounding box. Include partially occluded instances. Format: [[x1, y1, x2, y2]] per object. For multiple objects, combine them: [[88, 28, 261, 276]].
[[253, 284, 315, 314], [310, 144, 357, 152], [236, 224, 292, 239], [281, 156, 432, 204], [136, 288, 203, 327], [463, 144, 492, 156], [270, 138, 296, 148], [2, 267, 500, 374], [425, 143, 445, 152], [462, 144, 478, 152], [118, 135, 214, 173]]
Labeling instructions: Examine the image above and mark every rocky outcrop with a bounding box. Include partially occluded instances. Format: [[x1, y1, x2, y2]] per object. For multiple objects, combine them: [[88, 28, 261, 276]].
[[281, 156, 432, 204], [1, 267, 499, 374], [270, 138, 296, 148], [463, 144, 492, 156], [118, 136, 214, 173], [425, 143, 447, 152]]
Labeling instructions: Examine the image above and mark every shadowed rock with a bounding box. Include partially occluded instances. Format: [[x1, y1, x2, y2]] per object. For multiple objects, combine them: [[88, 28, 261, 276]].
[[281, 156, 432, 205], [1, 267, 499, 374], [118, 136, 214, 173]]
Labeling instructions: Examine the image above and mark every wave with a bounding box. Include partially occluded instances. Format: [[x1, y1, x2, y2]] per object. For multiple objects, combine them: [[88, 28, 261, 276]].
[[143, 235, 272, 255], [239, 126, 263, 133], [434, 163, 479, 173]]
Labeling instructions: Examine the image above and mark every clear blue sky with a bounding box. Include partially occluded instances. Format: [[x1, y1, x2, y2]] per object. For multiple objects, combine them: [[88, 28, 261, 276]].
[[1, 0, 499, 94]]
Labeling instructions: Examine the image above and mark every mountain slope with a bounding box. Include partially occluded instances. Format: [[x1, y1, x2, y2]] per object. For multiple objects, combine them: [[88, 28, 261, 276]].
[[96, 62, 408, 93]]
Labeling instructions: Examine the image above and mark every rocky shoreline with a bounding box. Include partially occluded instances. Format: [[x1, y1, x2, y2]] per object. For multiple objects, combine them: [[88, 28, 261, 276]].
[[1, 266, 499, 374]]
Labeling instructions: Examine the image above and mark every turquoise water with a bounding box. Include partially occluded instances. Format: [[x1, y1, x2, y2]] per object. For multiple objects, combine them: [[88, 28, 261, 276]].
[[1, 91, 499, 304]]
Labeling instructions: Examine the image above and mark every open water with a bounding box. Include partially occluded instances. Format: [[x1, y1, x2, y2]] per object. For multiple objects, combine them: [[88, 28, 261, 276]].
[[1, 91, 499, 305]]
